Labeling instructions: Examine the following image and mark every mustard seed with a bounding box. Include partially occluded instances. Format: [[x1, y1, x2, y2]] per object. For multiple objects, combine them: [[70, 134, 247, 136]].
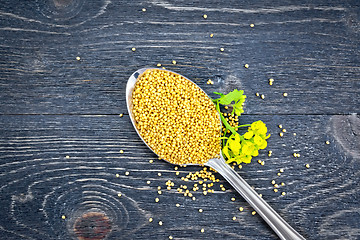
[[325, 140, 330, 144], [244, 64, 249, 68], [252, 211, 256, 215], [239, 207, 244, 211], [132, 47, 136, 52], [61, 215, 66, 220], [203, 14, 208, 19], [155, 198, 159, 202], [76, 56, 80, 61], [250, 23, 255, 27], [132, 69, 221, 165], [210, 33, 214, 37]]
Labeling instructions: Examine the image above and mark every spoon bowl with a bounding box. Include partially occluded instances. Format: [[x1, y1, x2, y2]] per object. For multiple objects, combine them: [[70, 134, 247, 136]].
[[126, 68, 305, 240]]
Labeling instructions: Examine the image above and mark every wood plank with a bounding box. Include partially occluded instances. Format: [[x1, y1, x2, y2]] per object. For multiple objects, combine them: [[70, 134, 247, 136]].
[[0, 114, 358, 239], [0, 1, 359, 114]]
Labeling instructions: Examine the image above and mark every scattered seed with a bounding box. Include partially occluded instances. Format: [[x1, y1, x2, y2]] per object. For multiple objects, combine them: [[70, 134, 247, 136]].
[[142, 8, 146, 12], [274, 184, 279, 188], [76, 56, 81, 61], [239, 207, 244, 211], [203, 14, 208, 19], [157, 63, 162, 67], [155, 198, 159, 202], [293, 133, 297, 136], [279, 168, 284, 173], [117, 193, 122, 197], [271, 180, 276, 185], [201, 228, 205, 233], [283, 92, 288, 97], [176, 203, 180, 207], [244, 64, 249, 68], [61, 215, 66, 220], [172, 60, 176, 65], [252, 211, 256, 215], [220, 47, 225, 52], [158, 190, 162, 195], [116, 174, 120, 178], [261, 94, 265, 99], [232, 216, 237, 220], [65, 155, 70, 159], [159, 221, 163, 226], [231, 197, 235, 201], [210, 33, 214, 37], [169, 236, 173, 240], [274, 189, 278, 193], [279, 132, 284, 137], [132, 47, 136, 52], [259, 194, 263, 198], [125, 171, 129, 176], [325, 140, 330, 144], [282, 129, 286, 132], [119, 150, 124, 154], [147, 180, 151, 184], [199, 209, 203, 213], [255, 92, 260, 97], [278, 124, 283, 128], [158, 173, 162, 176], [281, 182, 285, 186], [250, 23, 255, 28], [277, 173, 281, 176], [305, 164, 310, 168], [261, 161, 265, 166], [282, 192, 286, 196]]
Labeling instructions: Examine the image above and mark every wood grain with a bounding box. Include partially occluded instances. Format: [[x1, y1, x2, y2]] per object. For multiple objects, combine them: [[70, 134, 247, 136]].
[[0, 0, 359, 239]]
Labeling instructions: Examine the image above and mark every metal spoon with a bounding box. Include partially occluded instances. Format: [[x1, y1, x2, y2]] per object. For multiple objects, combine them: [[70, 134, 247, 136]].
[[126, 68, 306, 240]]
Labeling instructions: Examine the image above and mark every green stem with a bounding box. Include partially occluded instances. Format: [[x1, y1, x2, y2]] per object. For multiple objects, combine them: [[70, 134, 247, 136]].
[[215, 103, 238, 136]]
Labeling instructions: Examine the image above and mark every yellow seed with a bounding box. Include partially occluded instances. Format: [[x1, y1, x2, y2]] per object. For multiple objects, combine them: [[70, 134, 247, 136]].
[[274, 189, 278, 192], [259, 194, 262, 198], [159, 221, 163, 226], [169, 236, 173, 240], [119, 113, 123, 117], [131, 47, 136, 52], [118, 193, 122, 197], [250, 23, 255, 27], [274, 184, 279, 188], [293, 133, 297, 136], [281, 182, 285, 186], [199, 209, 203, 213], [261, 94, 265, 99], [272, 180, 276, 184], [116, 173, 120, 178], [172, 60, 176, 65], [142, 8, 146, 12], [158, 173, 162, 176], [282, 192, 286, 196], [176, 172, 179, 175], [231, 197, 235, 201], [255, 92, 260, 97], [203, 191, 208, 195], [252, 211, 256, 215], [282, 129, 286, 132], [232, 216, 237, 220], [203, 14, 208, 19], [283, 92, 288, 97], [279, 132, 284, 137], [257, 160, 262, 164], [61, 215, 66, 220], [239, 207, 244, 211], [155, 198, 159, 202], [201, 228, 205, 233], [325, 141, 330, 144], [157, 63, 162, 67], [192, 196, 196, 200], [278, 124, 283, 128], [238, 165, 242, 169], [158, 190, 162, 194], [125, 171, 129, 176], [210, 33, 214, 37], [277, 173, 281, 176], [65, 155, 70, 159], [305, 164, 310, 168], [176, 203, 180, 207], [220, 48, 225, 52], [279, 168, 284, 173], [76, 56, 81, 61], [149, 217, 153, 222], [244, 64, 249, 68], [149, 160, 153, 163], [261, 161, 265, 166], [147, 180, 151, 184], [119, 150, 124, 154]]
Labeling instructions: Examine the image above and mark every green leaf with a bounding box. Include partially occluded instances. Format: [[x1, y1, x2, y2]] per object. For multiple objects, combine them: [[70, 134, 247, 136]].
[[217, 89, 245, 105]]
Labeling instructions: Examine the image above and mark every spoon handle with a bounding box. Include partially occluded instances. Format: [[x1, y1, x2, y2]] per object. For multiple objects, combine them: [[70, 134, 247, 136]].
[[206, 157, 306, 240]]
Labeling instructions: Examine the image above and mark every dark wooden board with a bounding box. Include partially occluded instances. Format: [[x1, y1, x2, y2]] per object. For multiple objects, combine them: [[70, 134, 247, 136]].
[[0, 114, 359, 240], [0, 0, 359, 115], [0, 0, 360, 239]]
